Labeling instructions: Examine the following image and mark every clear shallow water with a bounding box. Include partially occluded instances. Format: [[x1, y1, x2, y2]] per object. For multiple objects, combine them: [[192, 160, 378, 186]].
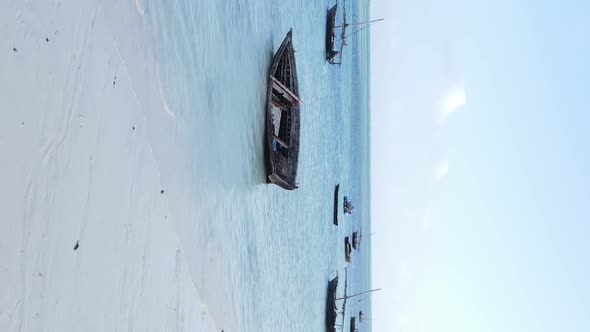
[[141, 0, 371, 330]]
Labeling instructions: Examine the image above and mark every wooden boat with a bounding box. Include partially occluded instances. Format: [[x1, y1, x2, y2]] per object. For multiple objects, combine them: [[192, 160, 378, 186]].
[[333, 184, 340, 225], [265, 30, 302, 190], [350, 316, 358, 332], [325, 4, 339, 64], [352, 231, 359, 250], [344, 237, 351, 262], [326, 276, 339, 331], [329, 268, 349, 331], [325, 0, 383, 66]]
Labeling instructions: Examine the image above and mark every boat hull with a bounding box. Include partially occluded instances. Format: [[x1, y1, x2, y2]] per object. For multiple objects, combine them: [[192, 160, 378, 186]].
[[326, 276, 339, 330], [344, 236, 351, 262], [268, 173, 296, 190], [333, 184, 340, 225], [325, 5, 338, 62], [350, 316, 357, 332]]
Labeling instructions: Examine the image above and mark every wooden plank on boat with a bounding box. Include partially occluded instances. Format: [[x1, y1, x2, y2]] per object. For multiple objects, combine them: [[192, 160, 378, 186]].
[[273, 135, 289, 149], [270, 75, 303, 105]]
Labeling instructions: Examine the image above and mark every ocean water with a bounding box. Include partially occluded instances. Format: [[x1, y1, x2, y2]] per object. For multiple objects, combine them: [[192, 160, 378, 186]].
[[141, 0, 371, 330]]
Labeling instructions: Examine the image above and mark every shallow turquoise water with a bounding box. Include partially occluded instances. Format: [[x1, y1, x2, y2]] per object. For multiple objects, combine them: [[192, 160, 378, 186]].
[[142, 0, 371, 330]]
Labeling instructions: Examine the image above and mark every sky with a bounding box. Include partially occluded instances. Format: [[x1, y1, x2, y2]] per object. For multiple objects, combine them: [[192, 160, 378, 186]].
[[370, 0, 590, 331]]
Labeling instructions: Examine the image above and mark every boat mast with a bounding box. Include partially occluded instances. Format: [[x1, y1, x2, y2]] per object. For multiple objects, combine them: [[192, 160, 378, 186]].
[[360, 232, 376, 240], [339, 26, 368, 41], [336, 18, 384, 28], [335, 288, 381, 301], [339, 268, 349, 327], [336, 0, 347, 66]]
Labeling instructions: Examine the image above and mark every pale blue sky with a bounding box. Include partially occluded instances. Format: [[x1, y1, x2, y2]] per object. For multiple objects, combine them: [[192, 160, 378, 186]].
[[370, 0, 590, 331]]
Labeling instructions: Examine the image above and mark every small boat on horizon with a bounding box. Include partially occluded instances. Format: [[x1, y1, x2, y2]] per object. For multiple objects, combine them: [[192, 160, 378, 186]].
[[325, 4, 340, 64], [328, 268, 349, 331], [264, 30, 302, 190], [343, 196, 353, 215], [344, 236, 352, 262], [326, 275, 339, 331], [352, 231, 359, 250], [325, 0, 383, 66], [333, 184, 340, 225], [350, 316, 358, 332]]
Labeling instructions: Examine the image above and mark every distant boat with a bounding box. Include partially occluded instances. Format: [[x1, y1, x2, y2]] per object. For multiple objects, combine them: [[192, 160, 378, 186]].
[[333, 184, 340, 225], [325, 0, 383, 65], [350, 316, 358, 332], [325, 4, 340, 64], [344, 236, 352, 262], [352, 231, 359, 250], [265, 30, 302, 190], [329, 268, 349, 330], [343, 196, 353, 215], [325, 276, 339, 331]]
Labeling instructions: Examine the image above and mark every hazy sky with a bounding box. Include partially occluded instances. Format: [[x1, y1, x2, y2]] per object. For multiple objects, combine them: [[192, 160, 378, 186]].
[[370, 0, 590, 331]]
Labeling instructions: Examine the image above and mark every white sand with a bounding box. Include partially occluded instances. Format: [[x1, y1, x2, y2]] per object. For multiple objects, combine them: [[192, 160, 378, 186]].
[[0, 1, 218, 330]]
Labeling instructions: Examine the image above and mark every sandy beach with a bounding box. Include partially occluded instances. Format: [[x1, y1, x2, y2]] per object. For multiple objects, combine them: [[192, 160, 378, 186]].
[[0, 1, 218, 330]]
